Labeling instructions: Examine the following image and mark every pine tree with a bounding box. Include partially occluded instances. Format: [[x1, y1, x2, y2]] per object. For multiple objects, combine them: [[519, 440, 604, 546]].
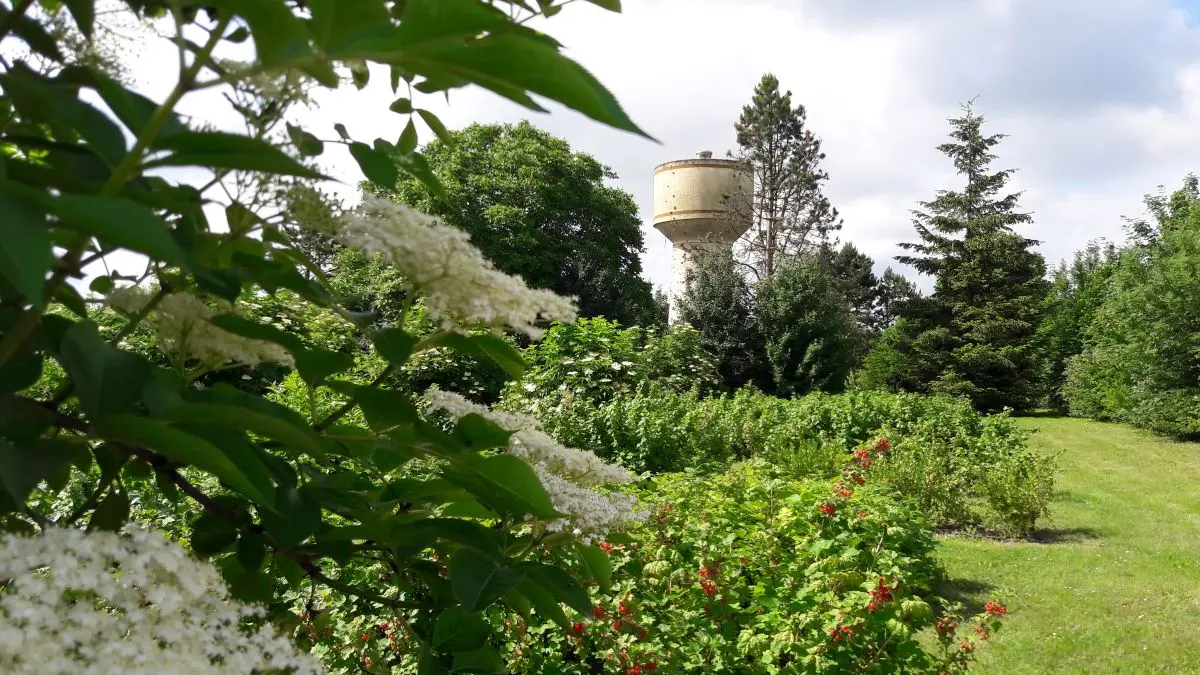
[[892, 102, 1049, 412], [733, 74, 841, 280]]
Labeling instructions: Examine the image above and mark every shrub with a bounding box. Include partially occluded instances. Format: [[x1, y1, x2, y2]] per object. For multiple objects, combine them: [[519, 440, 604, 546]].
[[502, 459, 1005, 673], [505, 318, 721, 406], [520, 389, 1057, 536]]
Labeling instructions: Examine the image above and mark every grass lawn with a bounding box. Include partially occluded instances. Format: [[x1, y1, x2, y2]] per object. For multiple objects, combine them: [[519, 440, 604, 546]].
[[936, 416, 1200, 674]]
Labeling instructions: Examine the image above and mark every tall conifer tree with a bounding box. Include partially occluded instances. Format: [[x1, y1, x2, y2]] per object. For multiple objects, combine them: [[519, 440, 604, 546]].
[[733, 74, 841, 279], [891, 102, 1049, 412]]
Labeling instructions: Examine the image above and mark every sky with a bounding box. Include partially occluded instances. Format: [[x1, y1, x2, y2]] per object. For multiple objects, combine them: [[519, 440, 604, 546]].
[[126, 0, 1200, 293]]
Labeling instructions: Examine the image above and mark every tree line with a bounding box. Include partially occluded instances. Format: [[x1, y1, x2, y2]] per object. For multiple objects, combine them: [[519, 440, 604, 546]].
[[345, 74, 1196, 439]]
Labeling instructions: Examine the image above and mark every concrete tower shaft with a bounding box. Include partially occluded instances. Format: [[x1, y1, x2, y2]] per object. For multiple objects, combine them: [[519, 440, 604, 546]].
[[652, 151, 753, 323]]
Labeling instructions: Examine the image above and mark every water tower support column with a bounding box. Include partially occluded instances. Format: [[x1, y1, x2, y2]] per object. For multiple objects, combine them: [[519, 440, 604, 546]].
[[652, 151, 753, 324]]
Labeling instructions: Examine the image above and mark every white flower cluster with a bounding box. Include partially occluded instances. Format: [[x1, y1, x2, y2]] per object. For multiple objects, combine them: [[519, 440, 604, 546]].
[[107, 287, 295, 369], [425, 389, 644, 539], [0, 526, 322, 675], [335, 196, 578, 338]]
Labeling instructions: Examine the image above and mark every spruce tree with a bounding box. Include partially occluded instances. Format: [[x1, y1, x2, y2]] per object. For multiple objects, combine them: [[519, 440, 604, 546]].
[[892, 103, 1049, 412], [733, 74, 841, 279]]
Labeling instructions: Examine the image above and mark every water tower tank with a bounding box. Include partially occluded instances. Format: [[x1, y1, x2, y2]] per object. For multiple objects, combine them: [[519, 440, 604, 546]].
[[652, 150, 753, 323]]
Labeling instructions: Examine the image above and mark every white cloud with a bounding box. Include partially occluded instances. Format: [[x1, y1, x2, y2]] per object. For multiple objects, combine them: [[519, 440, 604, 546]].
[[118, 0, 1200, 295]]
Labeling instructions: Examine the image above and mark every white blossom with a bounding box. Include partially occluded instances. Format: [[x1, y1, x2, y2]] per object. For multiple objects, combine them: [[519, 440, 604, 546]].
[[424, 388, 642, 536], [0, 526, 322, 675], [106, 288, 294, 369], [534, 467, 647, 542], [334, 196, 577, 338]]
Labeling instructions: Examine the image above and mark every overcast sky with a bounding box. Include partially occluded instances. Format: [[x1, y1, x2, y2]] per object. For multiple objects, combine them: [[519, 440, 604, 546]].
[[139, 0, 1200, 293]]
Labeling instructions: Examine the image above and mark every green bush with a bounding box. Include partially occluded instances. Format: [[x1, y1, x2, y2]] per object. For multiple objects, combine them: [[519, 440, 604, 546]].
[[521, 389, 1056, 536], [505, 318, 721, 406], [502, 460, 1005, 673]]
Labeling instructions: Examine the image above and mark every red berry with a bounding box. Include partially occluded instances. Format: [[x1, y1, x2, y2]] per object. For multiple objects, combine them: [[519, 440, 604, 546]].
[[572, 621, 585, 635]]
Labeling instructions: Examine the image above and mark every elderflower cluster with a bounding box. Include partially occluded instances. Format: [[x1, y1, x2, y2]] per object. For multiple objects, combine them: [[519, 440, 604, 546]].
[[425, 388, 644, 538], [106, 287, 294, 369], [333, 196, 577, 338], [0, 526, 322, 675]]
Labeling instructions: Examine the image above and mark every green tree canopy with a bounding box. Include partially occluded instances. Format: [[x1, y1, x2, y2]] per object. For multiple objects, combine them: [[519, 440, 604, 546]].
[[372, 120, 661, 326], [882, 102, 1048, 412], [678, 250, 771, 391], [757, 255, 859, 396], [1064, 175, 1200, 438]]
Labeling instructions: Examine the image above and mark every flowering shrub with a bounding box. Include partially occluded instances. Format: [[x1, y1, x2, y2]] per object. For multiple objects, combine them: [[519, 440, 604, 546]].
[[522, 388, 1057, 535], [500, 456, 1006, 673], [0, 0, 655, 671], [0, 526, 321, 675], [505, 317, 721, 407]]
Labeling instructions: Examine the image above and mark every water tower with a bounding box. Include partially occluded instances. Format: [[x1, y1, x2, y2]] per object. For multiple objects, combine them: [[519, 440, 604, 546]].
[[653, 151, 753, 324]]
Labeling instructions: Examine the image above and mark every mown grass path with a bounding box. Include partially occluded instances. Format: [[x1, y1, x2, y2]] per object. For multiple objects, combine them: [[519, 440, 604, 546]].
[[937, 417, 1200, 674]]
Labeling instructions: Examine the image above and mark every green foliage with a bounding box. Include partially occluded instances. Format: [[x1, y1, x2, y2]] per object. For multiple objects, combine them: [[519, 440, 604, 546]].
[[757, 255, 859, 395], [370, 120, 661, 325], [678, 250, 771, 391], [0, 0, 651, 671], [886, 102, 1049, 413], [523, 388, 1056, 535], [734, 73, 841, 278], [1036, 240, 1121, 410], [503, 460, 1002, 673], [504, 317, 721, 407], [1063, 175, 1200, 438]]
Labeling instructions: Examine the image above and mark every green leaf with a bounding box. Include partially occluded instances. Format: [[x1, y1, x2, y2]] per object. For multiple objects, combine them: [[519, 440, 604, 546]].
[[417, 109, 452, 144], [210, 0, 309, 66], [156, 403, 325, 460], [294, 348, 355, 388], [260, 486, 322, 548], [448, 547, 524, 612], [0, 64, 126, 165], [0, 4, 63, 62], [85, 68, 187, 141], [63, 0, 97, 36], [191, 512, 239, 555], [575, 542, 613, 591], [398, 119, 418, 153], [371, 327, 415, 366], [432, 606, 490, 651], [328, 380, 419, 434], [57, 321, 155, 418], [450, 646, 505, 674], [0, 396, 53, 441], [394, 151, 445, 197], [453, 414, 514, 451], [48, 193, 187, 266], [206, 313, 304, 352], [286, 124, 324, 157], [87, 488, 130, 532], [523, 562, 591, 615], [514, 578, 569, 628], [307, 0, 390, 51], [418, 332, 525, 378], [0, 351, 43, 396], [0, 438, 86, 505], [147, 132, 327, 179], [96, 414, 275, 506], [390, 97, 414, 114], [228, 570, 275, 604], [448, 453, 559, 519], [349, 141, 400, 187], [334, 123, 350, 141], [400, 34, 649, 138]]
